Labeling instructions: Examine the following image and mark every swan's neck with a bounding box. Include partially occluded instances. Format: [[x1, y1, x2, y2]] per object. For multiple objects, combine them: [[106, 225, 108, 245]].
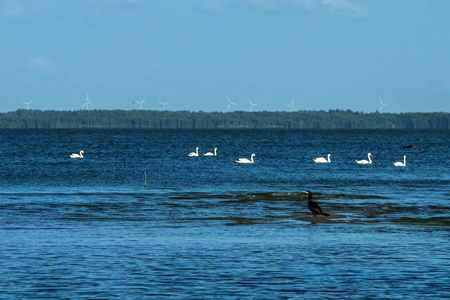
[[327, 154, 331, 162], [368, 154, 372, 163], [214, 148, 217, 155], [251, 155, 254, 163]]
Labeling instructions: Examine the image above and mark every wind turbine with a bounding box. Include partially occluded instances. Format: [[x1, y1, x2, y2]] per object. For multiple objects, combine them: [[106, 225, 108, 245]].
[[135, 98, 146, 110], [286, 97, 296, 112], [82, 93, 94, 111], [378, 96, 388, 113], [23, 100, 33, 110], [226, 95, 236, 112], [158, 100, 169, 111], [248, 98, 258, 112]]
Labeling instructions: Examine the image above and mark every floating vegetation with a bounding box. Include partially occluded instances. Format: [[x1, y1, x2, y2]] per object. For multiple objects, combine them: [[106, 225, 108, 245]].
[[391, 217, 450, 226], [214, 192, 450, 227], [232, 192, 387, 202]]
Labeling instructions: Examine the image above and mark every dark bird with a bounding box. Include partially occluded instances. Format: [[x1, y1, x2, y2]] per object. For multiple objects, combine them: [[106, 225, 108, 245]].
[[304, 191, 330, 217], [403, 145, 416, 149]]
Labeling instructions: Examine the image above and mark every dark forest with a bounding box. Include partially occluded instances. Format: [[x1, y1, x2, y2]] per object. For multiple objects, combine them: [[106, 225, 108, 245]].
[[1, 109, 448, 129]]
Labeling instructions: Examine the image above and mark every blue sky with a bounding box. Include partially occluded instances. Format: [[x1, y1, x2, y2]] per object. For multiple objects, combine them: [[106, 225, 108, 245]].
[[1, 0, 449, 113]]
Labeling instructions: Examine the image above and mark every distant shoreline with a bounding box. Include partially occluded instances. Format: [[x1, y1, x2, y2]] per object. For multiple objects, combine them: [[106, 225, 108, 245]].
[[1, 109, 448, 129]]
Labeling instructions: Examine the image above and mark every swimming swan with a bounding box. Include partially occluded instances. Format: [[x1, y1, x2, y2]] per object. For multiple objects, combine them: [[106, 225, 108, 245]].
[[356, 153, 373, 164], [393, 155, 406, 167], [70, 150, 84, 159], [236, 154, 255, 164], [313, 154, 331, 163], [188, 147, 199, 157], [204, 148, 217, 156]]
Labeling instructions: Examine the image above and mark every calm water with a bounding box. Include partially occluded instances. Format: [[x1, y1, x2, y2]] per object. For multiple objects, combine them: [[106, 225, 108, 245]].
[[0, 129, 449, 299]]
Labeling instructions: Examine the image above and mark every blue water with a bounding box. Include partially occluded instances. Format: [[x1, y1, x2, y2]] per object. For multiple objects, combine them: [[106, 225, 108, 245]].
[[0, 129, 449, 299]]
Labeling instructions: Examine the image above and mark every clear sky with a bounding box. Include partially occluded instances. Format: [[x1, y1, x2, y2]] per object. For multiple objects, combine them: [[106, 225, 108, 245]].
[[1, 0, 449, 113]]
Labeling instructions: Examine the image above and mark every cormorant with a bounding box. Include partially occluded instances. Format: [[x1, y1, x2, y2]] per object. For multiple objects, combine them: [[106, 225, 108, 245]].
[[303, 191, 330, 217]]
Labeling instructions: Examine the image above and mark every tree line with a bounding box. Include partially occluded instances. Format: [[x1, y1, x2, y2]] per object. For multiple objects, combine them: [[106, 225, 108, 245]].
[[0, 109, 448, 129]]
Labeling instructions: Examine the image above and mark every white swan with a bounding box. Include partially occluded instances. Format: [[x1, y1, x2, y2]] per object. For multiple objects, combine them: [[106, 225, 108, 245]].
[[188, 147, 199, 157], [70, 150, 84, 159], [203, 148, 217, 156], [393, 155, 406, 167], [236, 154, 255, 164], [313, 154, 331, 163], [356, 153, 373, 164]]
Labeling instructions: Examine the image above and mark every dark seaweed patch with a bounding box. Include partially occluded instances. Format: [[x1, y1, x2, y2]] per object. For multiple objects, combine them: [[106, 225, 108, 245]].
[[233, 192, 387, 202], [391, 217, 450, 226]]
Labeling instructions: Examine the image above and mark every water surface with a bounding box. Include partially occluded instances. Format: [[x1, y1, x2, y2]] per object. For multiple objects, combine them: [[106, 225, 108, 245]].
[[0, 129, 449, 298]]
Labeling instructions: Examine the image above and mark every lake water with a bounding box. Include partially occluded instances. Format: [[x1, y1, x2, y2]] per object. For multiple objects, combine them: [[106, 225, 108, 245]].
[[0, 129, 449, 299]]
